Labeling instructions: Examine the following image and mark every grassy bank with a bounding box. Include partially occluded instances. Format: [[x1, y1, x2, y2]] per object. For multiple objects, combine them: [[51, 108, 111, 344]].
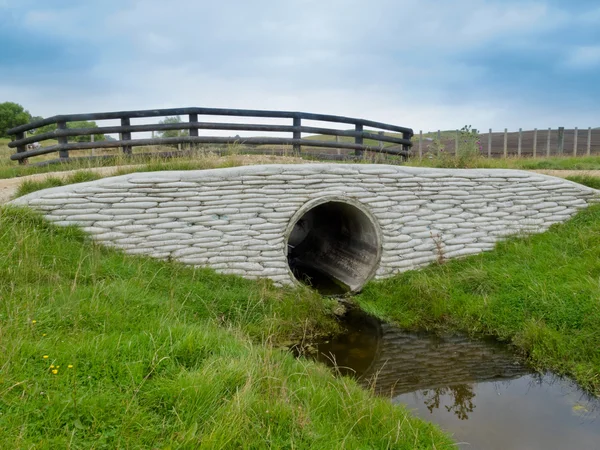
[[0, 207, 452, 449], [356, 203, 600, 396]]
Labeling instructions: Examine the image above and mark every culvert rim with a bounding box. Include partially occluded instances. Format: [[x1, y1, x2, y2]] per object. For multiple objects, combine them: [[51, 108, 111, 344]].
[[284, 196, 382, 294]]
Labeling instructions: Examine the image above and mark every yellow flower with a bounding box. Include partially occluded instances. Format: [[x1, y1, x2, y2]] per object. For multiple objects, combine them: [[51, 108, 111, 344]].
[[42, 334, 47, 337], [32, 320, 37, 324], [68, 365, 73, 369], [56, 366, 60, 369], [52, 369, 58, 375], [50, 365, 55, 369], [43, 355, 49, 359]]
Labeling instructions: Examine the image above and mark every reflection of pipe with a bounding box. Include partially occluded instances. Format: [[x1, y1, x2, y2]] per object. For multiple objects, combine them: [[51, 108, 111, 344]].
[[363, 326, 531, 396]]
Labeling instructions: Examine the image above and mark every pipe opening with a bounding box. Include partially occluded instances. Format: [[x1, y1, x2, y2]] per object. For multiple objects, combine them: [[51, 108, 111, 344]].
[[286, 200, 380, 295]]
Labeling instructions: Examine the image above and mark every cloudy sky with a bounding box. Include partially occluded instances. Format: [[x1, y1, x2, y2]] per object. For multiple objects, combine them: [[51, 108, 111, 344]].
[[0, 0, 598, 132]]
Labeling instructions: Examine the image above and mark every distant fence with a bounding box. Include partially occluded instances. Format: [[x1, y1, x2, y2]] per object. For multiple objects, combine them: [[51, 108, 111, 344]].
[[416, 127, 600, 158], [7, 107, 414, 164]]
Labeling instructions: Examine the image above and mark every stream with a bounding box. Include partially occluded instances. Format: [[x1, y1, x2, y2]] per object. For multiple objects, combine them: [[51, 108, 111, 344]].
[[309, 308, 600, 450]]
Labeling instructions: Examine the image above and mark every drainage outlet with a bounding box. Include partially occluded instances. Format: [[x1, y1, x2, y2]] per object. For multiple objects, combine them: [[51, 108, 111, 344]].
[[285, 199, 381, 295]]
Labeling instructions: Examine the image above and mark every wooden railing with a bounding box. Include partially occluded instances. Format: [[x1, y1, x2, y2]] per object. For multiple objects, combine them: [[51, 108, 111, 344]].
[[7, 107, 414, 164]]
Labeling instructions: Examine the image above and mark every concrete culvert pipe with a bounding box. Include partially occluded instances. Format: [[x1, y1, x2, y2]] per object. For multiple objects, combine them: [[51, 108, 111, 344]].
[[285, 198, 381, 295]]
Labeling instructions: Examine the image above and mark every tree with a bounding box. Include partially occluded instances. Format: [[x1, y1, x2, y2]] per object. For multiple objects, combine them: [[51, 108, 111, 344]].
[[157, 116, 188, 138], [0, 102, 32, 138]]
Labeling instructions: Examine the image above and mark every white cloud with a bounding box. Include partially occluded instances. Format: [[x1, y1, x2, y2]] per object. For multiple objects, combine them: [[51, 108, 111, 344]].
[[565, 45, 600, 69], [1, 0, 598, 132]]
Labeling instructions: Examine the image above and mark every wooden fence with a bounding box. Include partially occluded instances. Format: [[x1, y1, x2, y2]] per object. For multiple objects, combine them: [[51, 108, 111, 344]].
[[7, 107, 414, 164], [415, 127, 600, 158]]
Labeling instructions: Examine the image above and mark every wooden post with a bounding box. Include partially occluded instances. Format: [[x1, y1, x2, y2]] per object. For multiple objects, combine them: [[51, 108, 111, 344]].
[[293, 116, 301, 155], [189, 113, 198, 150], [533, 128, 538, 158], [517, 128, 522, 157], [557, 127, 565, 155], [335, 135, 341, 155], [437, 130, 441, 142], [503, 128, 508, 158], [587, 127, 592, 156], [487, 129, 492, 158], [354, 123, 364, 158], [15, 132, 27, 164], [418, 130, 423, 159], [455, 130, 459, 155], [57, 121, 69, 159], [121, 118, 132, 154], [91, 133, 95, 157], [378, 131, 384, 151], [546, 128, 551, 157], [573, 127, 578, 156]]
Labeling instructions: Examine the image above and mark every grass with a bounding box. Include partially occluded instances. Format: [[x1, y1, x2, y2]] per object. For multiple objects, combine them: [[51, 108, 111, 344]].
[[5, 135, 600, 179], [0, 139, 301, 180], [566, 175, 600, 190], [405, 153, 600, 170], [356, 203, 600, 396], [16, 171, 104, 197], [0, 207, 452, 449]]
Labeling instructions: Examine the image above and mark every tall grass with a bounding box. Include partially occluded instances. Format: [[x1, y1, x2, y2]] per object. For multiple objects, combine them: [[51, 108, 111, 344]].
[[0, 207, 452, 448]]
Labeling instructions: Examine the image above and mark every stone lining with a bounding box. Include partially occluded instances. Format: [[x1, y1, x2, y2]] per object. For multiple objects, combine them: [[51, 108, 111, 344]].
[[10, 164, 600, 286]]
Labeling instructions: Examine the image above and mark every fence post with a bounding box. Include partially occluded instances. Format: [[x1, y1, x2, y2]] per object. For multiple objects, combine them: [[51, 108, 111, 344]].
[[91, 133, 95, 157], [335, 135, 341, 155], [189, 113, 198, 150], [57, 121, 69, 159], [503, 128, 508, 158], [293, 116, 301, 155], [15, 131, 27, 164], [573, 127, 578, 156], [418, 130, 423, 159], [557, 127, 564, 155], [487, 129, 492, 158], [546, 128, 551, 157], [378, 131, 384, 151], [587, 127, 592, 156], [437, 130, 441, 142], [355, 123, 364, 158], [533, 128, 538, 158], [121, 118, 132, 154], [518, 128, 522, 157]]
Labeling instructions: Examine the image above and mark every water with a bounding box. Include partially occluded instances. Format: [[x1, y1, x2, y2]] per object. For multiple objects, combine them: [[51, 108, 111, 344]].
[[311, 309, 600, 450]]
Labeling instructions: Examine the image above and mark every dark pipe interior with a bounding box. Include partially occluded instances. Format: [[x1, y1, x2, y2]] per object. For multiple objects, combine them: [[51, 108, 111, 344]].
[[287, 201, 379, 295]]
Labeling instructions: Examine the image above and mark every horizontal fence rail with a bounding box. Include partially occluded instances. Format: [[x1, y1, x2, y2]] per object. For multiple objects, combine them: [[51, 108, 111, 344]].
[[7, 107, 414, 164]]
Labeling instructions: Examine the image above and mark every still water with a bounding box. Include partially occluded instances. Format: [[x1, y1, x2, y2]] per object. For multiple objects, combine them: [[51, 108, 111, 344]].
[[312, 309, 600, 450]]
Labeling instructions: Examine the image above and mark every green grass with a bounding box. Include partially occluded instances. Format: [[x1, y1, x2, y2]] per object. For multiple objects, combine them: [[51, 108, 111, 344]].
[[15, 170, 104, 197], [405, 153, 600, 170], [0, 207, 452, 449], [566, 175, 600, 190], [356, 204, 600, 396]]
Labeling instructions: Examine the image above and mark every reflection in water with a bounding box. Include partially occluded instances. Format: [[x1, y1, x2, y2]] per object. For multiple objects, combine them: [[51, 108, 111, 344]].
[[311, 308, 600, 450], [422, 385, 476, 420]]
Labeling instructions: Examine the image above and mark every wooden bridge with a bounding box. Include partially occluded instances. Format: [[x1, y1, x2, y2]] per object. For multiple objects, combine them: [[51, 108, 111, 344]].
[[7, 107, 414, 164]]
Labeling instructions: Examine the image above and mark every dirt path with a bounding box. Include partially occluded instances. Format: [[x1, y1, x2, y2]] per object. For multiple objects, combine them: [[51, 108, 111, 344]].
[[0, 165, 139, 204], [1, 166, 598, 205]]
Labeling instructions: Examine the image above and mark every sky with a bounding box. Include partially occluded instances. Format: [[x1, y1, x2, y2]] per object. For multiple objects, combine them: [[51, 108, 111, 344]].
[[0, 0, 599, 133]]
